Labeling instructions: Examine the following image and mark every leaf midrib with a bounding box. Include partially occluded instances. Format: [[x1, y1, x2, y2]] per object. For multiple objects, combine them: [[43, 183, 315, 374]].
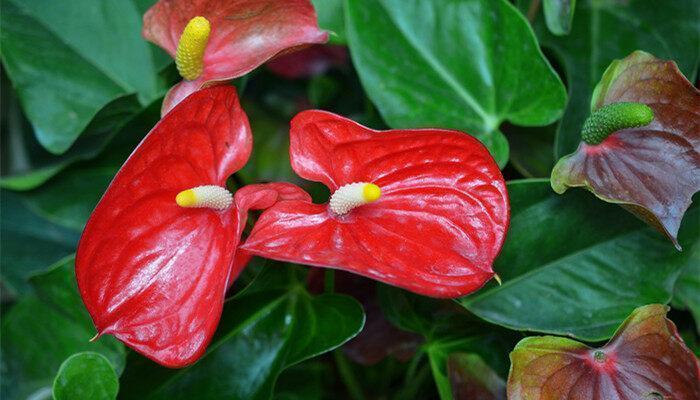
[[374, 0, 496, 130]]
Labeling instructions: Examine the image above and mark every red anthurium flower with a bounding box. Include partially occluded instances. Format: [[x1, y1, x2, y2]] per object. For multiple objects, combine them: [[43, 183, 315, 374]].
[[143, 0, 328, 115], [240, 111, 510, 298], [508, 304, 700, 400], [76, 86, 307, 368]]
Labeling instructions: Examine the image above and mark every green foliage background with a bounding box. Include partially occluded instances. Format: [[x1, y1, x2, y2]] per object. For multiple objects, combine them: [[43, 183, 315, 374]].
[[1, 0, 698, 399]]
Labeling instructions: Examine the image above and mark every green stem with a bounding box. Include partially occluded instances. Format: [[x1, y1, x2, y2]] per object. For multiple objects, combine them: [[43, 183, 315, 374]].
[[334, 350, 365, 400]]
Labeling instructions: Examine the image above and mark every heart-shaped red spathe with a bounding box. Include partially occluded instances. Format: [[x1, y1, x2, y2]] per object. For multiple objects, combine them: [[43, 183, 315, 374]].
[[75, 86, 300, 368], [143, 0, 328, 114], [241, 111, 510, 298]]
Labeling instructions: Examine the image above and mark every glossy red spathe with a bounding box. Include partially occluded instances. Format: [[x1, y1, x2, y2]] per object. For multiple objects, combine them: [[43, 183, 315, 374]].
[[143, 0, 328, 115], [241, 111, 510, 298], [75, 86, 302, 368]]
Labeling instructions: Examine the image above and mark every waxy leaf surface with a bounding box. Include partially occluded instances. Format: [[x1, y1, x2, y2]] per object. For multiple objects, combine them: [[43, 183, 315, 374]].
[[118, 267, 364, 400], [143, 0, 327, 113], [0, 0, 163, 153], [551, 51, 700, 248], [0, 191, 80, 295], [76, 86, 252, 367], [241, 110, 509, 298], [53, 352, 119, 400], [1, 257, 125, 400], [460, 179, 699, 341], [508, 304, 700, 400], [532, 0, 700, 158], [345, 0, 567, 166]]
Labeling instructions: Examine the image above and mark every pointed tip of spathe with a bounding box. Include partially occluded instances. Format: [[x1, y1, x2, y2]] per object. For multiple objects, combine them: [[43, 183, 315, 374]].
[[89, 332, 102, 342], [493, 274, 502, 286]]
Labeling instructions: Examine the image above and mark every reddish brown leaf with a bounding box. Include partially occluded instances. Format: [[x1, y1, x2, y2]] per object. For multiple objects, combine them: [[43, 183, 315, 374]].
[[551, 51, 700, 249], [448, 353, 506, 400], [508, 304, 700, 400]]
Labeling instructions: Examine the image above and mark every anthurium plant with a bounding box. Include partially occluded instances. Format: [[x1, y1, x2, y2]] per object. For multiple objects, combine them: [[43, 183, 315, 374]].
[[1, 0, 698, 399]]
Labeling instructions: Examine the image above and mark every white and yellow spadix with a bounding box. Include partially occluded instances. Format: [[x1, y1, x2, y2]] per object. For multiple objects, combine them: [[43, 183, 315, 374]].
[[175, 16, 211, 81], [329, 182, 381, 215], [176, 185, 232, 210]]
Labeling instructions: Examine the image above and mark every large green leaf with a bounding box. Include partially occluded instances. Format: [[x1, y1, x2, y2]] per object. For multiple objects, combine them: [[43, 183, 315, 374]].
[[1, 257, 125, 400], [119, 266, 364, 400], [53, 352, 119, 400], [534, 0, 700, 158], [460, 179, 699, 341], [12, 100, 162, 230], [344, 0, 567, 167], [0, 73, 142, 191], [0, 191, 79, 295], [0, 0, 163, 153], [378, 286, 516, 400]]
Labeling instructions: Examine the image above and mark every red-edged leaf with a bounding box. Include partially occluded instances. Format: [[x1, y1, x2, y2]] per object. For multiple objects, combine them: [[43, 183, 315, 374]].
[[448, 353, 506, 400], [508, 304, 700, 400], [241, 110, 509, 298], [267, 44, 348, 79], [76, 86, 252, 368], [551, 51, 700, 249], [143, 0, 328, 113]]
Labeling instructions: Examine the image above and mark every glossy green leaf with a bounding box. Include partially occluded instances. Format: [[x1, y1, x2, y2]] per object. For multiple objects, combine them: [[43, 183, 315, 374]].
[[534, 0, 700, 158], [543, 0, 576, 35], [312, 0, 345, 44], [53, 352, 119, 400], [0, 92, 141, 191], [0, 191, 79, 295], [119, 266, 364, 400], [12, 100, 162, 230], [460, 179, 699, 341], [345, 0, 567, 167], [0, 0, 163, 153], [378, 286, 515, 400], [1, 257, 125, 400]]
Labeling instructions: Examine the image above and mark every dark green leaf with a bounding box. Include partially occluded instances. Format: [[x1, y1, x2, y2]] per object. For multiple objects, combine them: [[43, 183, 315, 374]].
[[674, 247, 700, 333], [1, 257, 125, 400], [0, 78, 141, 191], [11, 100, 162, 230], [0, 191, 79, 295], [543, 0, 576, 35], [0, 0, 163, 153], [119, 266, 364, 400], [345, 0, 567, 167], [504, 123, 557, 178], [460, 179, 699, 341], [53, 352, 119, 400], [535, 0, 700, 158], [378, 286, 515, 400]]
